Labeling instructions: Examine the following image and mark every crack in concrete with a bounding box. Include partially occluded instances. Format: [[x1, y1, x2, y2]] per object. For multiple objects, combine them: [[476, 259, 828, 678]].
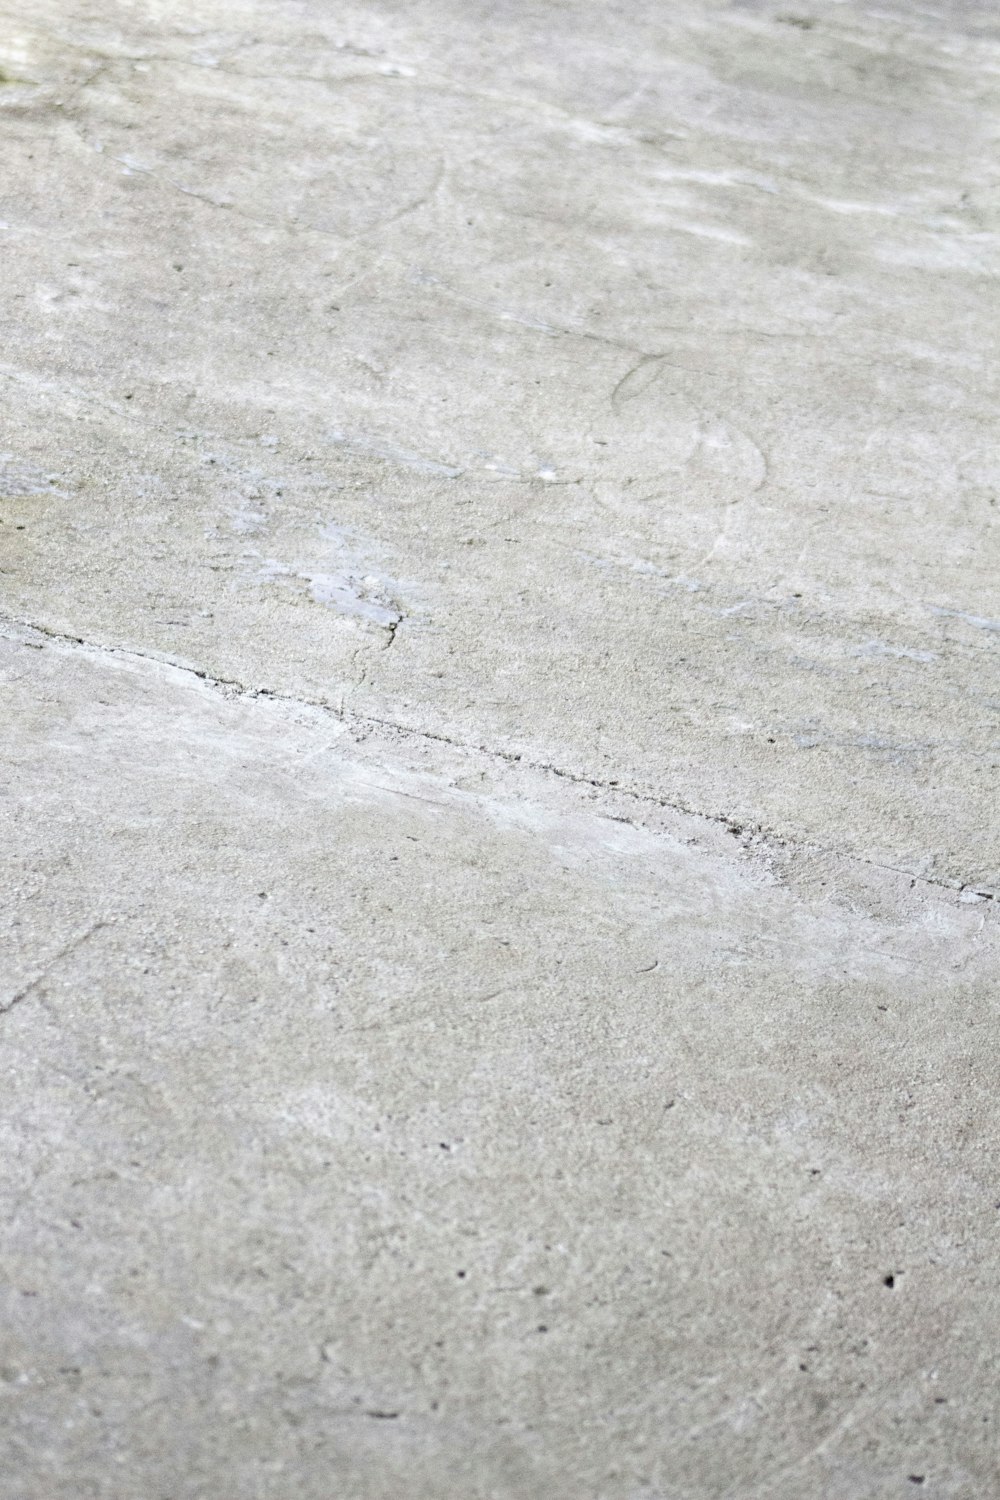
[[3, 613, 992, 904], [1, 920, 108, 1019]]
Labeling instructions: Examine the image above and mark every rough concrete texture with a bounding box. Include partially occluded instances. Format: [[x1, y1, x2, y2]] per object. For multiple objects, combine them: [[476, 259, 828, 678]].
[[2, 0, 999, 1495]]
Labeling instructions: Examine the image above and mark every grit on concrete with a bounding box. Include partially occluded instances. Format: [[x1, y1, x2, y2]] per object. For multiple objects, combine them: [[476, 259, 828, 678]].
[[1, 2, 999, 1496]]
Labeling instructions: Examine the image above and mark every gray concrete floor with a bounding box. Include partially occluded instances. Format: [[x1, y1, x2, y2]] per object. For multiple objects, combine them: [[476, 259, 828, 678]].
[[2, 2, 999, 1496]]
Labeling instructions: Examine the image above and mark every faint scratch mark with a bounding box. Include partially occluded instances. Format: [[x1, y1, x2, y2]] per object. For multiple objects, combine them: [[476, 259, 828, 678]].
[[610, 354, 670, 414], [724, 1373, 919, 1500], [930, 605, 1000, 635]]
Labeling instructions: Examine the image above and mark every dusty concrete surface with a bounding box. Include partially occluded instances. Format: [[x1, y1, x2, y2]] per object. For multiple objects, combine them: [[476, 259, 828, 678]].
[[2, 1, 999, 1495]]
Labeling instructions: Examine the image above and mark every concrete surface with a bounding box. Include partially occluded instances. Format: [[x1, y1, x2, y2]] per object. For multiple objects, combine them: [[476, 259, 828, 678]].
[[2, 1, 999, 1495]]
